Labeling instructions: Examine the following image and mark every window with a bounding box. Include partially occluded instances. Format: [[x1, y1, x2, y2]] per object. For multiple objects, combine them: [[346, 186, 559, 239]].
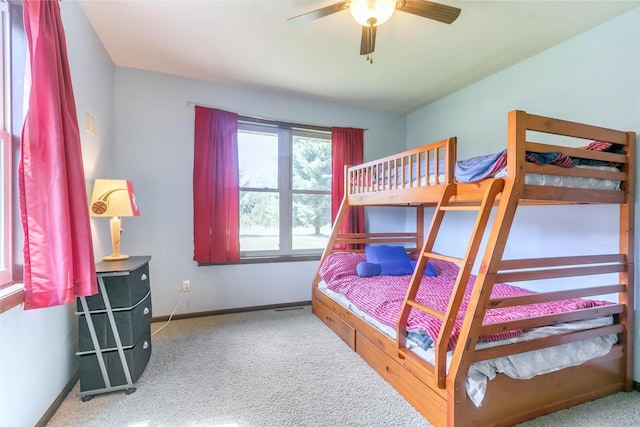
[[1, 0, 12, 287], [238, 122, 331, 258], [0, 128, 10, 287], [1, 0, 24, 311]]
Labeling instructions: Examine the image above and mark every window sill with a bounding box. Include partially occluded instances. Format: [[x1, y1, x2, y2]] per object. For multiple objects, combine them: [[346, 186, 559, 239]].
[[0, 283, 24, 313], [199, 254, 321, 266]]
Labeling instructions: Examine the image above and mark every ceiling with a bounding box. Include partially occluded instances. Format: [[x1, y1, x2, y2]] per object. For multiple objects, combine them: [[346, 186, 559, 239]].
[[78, 0, 640, 114]]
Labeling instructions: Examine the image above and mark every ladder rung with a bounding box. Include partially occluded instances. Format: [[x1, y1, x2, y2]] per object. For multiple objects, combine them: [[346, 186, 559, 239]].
[[407, 300, 445, 319], [423, 252, 463, 264], [440, 204, 482, 211]]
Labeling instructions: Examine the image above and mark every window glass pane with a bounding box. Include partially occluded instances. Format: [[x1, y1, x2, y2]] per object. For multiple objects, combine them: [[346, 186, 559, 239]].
[[0, 138, 5, 274], [1, 2, 5, 130], [240, 191, 279, 251], [1, 2, 9, 285], [238, 130, 278, 189], [292, 193, 331, 250], [292, 135, 331, 191]]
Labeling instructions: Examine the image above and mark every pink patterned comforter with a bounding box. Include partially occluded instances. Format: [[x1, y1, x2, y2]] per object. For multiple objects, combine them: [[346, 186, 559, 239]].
[[319, 252, 610, 350]]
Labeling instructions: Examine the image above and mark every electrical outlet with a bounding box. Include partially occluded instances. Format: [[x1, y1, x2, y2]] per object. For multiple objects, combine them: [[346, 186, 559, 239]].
[[182, 280, 191, 292], [85, 113, 95, 136]]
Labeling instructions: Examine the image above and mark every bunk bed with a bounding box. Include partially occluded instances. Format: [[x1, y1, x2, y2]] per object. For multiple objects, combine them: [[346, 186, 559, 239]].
[[311, 110, 635, 427]]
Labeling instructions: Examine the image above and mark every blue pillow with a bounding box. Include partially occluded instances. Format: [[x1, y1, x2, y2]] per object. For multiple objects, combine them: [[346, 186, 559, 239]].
[[365, 245, 413, 276], [410, 260, 437, 277], [356, 262, 382, 278], [379, 261, 414, 276]]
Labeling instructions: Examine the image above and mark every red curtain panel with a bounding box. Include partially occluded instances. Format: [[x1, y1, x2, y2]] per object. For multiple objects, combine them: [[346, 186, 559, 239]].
[[19, 0, 96, 309], [331, 127, 365, 249], [193, 107, 240, 263]]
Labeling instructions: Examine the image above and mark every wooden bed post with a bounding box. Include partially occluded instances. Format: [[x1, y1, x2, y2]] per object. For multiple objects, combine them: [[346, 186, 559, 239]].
[[311, 165, 353, 300], [312, 194, 351, 290], [620, 130, 635, 391], [416, 205, 424, 250]]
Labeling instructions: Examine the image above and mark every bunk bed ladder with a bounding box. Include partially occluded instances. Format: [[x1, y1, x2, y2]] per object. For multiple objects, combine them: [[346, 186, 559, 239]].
[[396, 179, 505, 389]]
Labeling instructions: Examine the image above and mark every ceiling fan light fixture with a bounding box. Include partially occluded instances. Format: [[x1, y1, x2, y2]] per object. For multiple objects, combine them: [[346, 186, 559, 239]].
[[349, 0, 397, 27]]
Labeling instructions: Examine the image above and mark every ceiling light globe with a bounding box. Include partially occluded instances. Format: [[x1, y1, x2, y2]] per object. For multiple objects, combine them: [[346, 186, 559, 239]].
[[349, 0, 397, 27]]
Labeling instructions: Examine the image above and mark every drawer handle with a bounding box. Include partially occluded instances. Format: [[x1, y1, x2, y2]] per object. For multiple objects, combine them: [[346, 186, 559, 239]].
[[141, 273, 148, 280], [143, 307, 150, 315], [143, 341, 149, 350]]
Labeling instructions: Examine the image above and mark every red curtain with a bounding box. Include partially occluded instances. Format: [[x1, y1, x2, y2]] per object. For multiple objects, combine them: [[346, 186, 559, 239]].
[[331, 127, 365, 249], [19, 0, 96, 309], [193, 107, 240, 263]]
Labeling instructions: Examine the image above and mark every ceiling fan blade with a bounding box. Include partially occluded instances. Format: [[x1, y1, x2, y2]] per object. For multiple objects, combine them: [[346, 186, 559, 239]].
[[398, 0, 461, 24], [360, 25, 377, 56], [287, 1, 349, 25]]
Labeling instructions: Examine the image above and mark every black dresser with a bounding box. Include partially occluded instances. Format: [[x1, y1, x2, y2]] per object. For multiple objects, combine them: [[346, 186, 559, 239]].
[[76, 256, 152, 400]]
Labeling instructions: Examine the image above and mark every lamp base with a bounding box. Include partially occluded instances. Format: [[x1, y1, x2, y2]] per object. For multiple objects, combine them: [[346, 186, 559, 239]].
[[103, 254, 130, 262], [104, 216, 129, 262]]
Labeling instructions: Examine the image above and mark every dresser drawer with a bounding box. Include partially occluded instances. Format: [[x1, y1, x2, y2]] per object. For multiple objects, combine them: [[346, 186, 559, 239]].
[[79, 263, 150, 311], [78, 292, 152, 351], [79, 328, 152, 392]]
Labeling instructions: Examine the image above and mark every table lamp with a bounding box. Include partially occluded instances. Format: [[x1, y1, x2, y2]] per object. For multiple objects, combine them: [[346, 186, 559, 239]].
[[89, 179, 140, 261]]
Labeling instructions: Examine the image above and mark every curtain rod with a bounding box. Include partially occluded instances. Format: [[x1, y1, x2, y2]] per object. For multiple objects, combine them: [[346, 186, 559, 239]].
[[186, 101, 367, 132]]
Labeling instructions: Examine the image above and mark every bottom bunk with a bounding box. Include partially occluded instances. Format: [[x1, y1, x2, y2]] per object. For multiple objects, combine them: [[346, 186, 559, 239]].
[[311, 212, 630, 427], [313, 282, 627, 427]]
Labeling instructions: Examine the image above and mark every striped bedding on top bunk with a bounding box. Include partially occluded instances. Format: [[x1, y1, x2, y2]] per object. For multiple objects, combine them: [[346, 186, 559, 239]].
[[455, 140, 625, 183]]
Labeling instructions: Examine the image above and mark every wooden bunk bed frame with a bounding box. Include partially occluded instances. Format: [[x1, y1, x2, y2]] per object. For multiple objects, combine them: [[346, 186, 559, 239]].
[[312, 110, 635, 427]]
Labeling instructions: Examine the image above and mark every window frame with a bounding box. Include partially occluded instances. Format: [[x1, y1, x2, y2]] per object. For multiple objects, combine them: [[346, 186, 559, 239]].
[[1, 130, 11, 287], [237, 120, 331, 260], [0, 0, 23, 312], [1, 0, 12, 288]]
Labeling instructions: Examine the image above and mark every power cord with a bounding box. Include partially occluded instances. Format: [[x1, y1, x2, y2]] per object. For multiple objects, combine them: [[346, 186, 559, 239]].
[[151, 288, 184, 336]]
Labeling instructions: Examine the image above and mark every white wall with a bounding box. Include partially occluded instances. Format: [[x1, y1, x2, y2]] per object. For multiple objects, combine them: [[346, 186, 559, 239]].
[[0, 3, 116, 426], [114, 68, 407, 316], [406, 8, 640, 381]]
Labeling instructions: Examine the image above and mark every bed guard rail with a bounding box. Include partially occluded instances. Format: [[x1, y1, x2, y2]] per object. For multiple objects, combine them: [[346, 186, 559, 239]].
[[346, 137, 456, 196]]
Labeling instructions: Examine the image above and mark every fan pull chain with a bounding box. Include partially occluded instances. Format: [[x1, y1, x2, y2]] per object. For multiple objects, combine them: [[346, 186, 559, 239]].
[[365, 20, 375, 64]]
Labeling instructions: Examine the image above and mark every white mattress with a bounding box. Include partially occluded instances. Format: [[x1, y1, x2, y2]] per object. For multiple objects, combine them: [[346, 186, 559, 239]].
[[317, 282, 616, 407], [359, 165, 620, 193], [494, 165, 621, 190]]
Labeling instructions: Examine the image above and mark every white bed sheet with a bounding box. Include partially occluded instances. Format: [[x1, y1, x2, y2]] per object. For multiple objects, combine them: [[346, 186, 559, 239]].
[[317, 282, 616, 407]]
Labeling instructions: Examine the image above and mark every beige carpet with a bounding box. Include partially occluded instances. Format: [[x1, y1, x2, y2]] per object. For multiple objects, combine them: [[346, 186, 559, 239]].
[[46, 307, 640, 426]]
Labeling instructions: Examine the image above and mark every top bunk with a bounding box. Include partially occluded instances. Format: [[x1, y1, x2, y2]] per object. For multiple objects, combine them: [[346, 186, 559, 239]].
[[345, 110, 635, 206]]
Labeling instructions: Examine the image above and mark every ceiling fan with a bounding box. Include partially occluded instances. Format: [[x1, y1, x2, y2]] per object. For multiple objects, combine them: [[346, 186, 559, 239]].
[[288, 0, 461, 63]]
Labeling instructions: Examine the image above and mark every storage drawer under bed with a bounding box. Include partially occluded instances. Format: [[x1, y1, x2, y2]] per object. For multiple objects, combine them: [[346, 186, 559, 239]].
[[314, 299, 356, 350], [355, 331, 447, 427]]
